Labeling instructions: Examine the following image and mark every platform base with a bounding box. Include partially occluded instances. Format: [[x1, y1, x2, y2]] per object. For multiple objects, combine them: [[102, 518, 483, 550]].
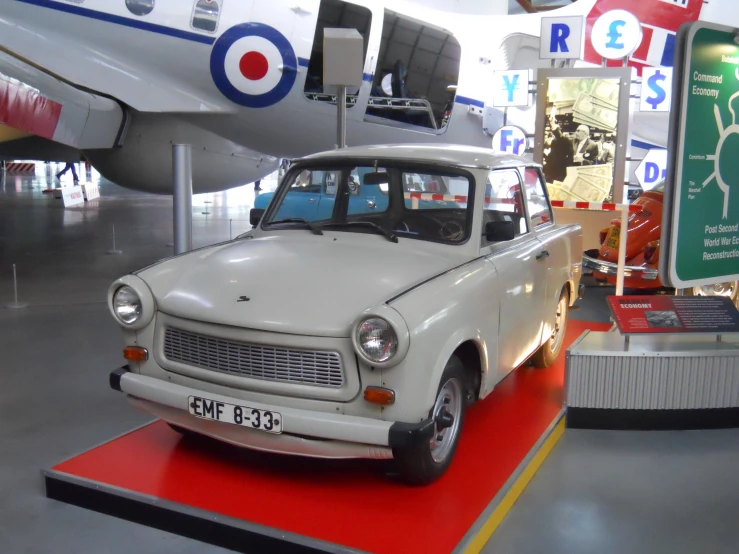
[[44, 470, 344, 554], [44, 321, 609, 554], [567, 407, 739, 430]]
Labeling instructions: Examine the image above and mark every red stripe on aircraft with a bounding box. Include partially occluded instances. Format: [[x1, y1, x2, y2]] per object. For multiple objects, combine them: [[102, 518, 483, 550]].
[[0, 79, 62, 140]]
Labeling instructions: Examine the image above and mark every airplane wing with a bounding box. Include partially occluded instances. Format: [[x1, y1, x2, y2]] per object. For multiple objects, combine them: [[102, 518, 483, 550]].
[[0, 49, 125, 149], [0, 1, 234, 114]]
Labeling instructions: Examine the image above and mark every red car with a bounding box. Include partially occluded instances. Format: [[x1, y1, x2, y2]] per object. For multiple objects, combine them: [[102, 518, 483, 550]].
[[583, 181, 738, 305]]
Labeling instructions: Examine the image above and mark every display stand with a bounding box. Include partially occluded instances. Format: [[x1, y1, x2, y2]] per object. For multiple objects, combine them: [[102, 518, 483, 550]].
[[565, 296, 739, 430], [44, 321, 609, 554]]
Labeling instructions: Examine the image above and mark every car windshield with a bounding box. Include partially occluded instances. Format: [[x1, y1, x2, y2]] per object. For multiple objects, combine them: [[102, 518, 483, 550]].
[[262, 163, 474, 244]]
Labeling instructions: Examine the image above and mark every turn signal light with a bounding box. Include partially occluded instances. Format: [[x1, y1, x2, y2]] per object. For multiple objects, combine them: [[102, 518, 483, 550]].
[[364, 386, 395, 406], [644, 241, 659, 263], [123, 346, 149, 362]]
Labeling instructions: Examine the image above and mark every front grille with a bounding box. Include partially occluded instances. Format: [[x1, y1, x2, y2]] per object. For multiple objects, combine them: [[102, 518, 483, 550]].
[[163, 328, 344, 388]]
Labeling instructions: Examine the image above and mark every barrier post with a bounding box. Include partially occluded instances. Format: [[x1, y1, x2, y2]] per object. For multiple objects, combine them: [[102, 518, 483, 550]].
[[6, 264, 28, 309], [107, 224, 122, 255], [615, 206, 629, 296]]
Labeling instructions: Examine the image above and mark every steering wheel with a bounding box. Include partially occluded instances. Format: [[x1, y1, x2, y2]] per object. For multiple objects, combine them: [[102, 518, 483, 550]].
[[422, 214, 464, 242], [438, 219, 465, 241]]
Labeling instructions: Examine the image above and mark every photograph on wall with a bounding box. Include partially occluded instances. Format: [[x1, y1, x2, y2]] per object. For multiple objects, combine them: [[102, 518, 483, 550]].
[[542, 78, 619, 203]]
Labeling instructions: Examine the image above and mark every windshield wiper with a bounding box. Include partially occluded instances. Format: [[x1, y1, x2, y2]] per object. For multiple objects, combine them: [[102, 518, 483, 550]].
[[321, 221, 398, 243], [266, 218, 323, 235]]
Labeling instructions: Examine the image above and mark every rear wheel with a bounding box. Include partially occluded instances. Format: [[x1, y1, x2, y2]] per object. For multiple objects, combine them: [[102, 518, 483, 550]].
[[531, 287, 569, 369], [393, 356, 467, 485]]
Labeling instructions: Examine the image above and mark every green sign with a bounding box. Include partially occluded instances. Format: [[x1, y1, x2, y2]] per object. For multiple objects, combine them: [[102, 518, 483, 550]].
[[662, 22, 739, 289]]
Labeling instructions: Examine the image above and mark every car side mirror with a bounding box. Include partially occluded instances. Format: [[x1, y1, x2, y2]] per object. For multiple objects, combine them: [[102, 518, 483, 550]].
[[485, 221, 515, 242], [250, 208, 265, 227]]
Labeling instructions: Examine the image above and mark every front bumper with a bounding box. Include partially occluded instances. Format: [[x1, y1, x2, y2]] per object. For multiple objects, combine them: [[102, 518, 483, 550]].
[[110, 367, 433, 460], [582, 249, 659, 281]]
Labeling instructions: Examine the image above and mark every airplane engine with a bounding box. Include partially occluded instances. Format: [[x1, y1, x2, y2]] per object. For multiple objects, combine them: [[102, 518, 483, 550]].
[[83, 112, 279, 195]]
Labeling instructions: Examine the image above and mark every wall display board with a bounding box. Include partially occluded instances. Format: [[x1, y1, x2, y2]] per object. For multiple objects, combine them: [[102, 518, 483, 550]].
[[608, 295, 739, 335], [660, 21, 739, 289], [534, 67, 633, 206]]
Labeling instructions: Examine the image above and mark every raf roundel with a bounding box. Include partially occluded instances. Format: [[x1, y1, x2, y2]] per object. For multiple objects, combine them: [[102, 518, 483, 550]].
[[210, 23, 298, 108]]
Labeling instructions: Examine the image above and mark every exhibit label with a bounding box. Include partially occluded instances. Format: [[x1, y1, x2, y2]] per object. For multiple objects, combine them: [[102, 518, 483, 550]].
[[663, 23, 739, 288], [607, 295, 739, 334]]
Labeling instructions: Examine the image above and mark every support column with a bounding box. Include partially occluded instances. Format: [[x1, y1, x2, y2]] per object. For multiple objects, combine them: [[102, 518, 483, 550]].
[[336, 86, 347, 149], [172, 144, 193, 255]]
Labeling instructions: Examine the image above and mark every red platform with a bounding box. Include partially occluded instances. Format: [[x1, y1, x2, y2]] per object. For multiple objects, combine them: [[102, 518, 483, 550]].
[[46, 320, 609, 553]]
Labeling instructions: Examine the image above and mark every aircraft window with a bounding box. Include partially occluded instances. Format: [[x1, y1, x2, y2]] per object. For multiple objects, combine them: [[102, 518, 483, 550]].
[[304, 0, 373, 108], [191, 0, 220, 33], [126, 0, 154, 16], [365, 10, 460, 132]]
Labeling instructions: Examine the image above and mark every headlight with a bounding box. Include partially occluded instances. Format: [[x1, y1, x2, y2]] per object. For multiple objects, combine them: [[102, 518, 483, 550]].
[[113, 286, 142, 325], [356, 318, 398, 363]]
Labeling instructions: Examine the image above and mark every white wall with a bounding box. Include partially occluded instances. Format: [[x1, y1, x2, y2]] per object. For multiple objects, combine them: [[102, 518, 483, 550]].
[[405, 0, 508, 15], [701, 0, 739, 27]]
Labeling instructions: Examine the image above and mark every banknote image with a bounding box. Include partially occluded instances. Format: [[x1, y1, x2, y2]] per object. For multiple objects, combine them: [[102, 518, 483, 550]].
[[542, 77, 620, 201]]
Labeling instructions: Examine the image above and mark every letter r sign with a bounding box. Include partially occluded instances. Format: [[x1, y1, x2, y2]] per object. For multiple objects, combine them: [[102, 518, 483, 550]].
[[540, 16, 584, 60]]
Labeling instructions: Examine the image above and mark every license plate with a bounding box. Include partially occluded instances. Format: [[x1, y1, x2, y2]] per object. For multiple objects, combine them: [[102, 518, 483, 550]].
[[606, 229, 619, 250], [188, 396, 282, 434]]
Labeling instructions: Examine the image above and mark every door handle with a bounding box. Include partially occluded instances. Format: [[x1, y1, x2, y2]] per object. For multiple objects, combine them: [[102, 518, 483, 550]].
[[536, 250, 550, 260], [308, 198, 316, 204]]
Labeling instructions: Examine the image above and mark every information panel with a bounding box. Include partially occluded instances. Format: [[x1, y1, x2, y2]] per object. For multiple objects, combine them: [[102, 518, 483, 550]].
[[534, 67, 632, 206], [607, 295, 739, 334], [661, 22, 739, 289]]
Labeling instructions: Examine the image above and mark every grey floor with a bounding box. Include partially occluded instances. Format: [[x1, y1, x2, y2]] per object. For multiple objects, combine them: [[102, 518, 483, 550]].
[[1, 166, 737, 553]]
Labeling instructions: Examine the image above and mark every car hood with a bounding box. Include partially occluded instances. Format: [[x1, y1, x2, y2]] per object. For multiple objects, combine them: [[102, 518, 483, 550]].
[[139, 233, 467, 337]]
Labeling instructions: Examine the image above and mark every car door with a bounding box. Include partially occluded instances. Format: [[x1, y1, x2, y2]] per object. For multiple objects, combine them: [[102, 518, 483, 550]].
[[481, 168, 549, 381], [523, 166, 569, 343], [348, 167, 389, 215]]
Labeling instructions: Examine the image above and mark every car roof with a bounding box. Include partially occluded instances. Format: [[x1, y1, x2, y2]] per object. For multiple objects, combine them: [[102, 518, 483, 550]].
[[297, 143, 531, 170]]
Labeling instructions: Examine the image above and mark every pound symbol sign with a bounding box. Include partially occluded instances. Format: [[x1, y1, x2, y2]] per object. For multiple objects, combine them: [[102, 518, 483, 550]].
[[606, 20, 625, 49], [646, 71, 667, 110]]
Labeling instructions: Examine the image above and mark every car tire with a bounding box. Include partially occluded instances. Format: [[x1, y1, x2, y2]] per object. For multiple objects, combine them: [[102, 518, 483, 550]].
[[393, 356, 467, 486], [531, 287, 569, 369]]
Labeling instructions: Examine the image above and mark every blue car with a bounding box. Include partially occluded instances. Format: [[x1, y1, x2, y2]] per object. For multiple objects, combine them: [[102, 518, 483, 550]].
[[254, 168, 461, 222]]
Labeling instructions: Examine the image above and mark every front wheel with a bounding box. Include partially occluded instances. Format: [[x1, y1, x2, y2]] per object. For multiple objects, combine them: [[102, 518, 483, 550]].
[[393, 356, 467, 485], [531, 287, 569, 369]]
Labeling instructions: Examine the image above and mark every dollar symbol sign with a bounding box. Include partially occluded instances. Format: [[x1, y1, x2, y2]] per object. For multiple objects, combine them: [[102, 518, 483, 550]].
[[646, 70, 667, 110]]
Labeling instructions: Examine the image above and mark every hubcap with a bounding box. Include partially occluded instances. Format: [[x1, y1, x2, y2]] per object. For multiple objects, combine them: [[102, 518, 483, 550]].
[[692, 282, 737, 300], [550, 295, 568, 353], [429, 377, 463, 463]]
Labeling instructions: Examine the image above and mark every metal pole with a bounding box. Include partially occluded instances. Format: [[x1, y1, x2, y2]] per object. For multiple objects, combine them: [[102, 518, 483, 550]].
[[107, 223, 122, 255], [615, 206, 629, 296], [6, 264, 28, 309], [173, 144, 193, 254], [337, 86, 347, 149]]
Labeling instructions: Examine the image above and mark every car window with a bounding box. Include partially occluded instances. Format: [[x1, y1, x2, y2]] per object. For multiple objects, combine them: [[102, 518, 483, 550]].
[[324, 172, 338, 196], [482, 169, 528, 244], [287, 170, 323, 194], [523, 168, 553, 229], [264, 164, 473, 245]]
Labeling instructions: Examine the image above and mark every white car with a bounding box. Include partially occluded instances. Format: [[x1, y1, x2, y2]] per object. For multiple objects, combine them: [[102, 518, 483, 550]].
[[108, 144, 583, 485]]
